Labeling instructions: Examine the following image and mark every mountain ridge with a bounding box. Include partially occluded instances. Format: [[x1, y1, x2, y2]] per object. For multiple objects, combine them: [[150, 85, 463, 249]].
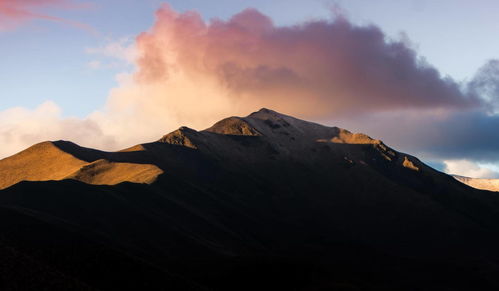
[[1, 108, 499, 290], [0, 140, 163, 190], [453, 175, 499, 192], [1, 108, 422, 189]]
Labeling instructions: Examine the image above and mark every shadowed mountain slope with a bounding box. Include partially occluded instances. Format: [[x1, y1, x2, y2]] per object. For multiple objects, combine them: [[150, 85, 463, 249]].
[[1, 108, 499, 290]]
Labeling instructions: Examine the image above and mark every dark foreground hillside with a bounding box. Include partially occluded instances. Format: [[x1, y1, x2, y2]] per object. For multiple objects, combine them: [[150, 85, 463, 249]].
[[1, 109, 499, 290]]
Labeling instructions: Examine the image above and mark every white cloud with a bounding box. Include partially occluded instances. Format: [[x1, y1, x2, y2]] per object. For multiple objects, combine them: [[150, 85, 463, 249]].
[[86, 37, 137, 65], [0, 101, 117, 158], [443, 159, 499, 179]]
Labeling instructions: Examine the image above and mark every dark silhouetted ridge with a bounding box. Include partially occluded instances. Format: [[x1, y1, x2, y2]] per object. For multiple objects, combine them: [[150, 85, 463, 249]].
[[1, 109, 499, 290]]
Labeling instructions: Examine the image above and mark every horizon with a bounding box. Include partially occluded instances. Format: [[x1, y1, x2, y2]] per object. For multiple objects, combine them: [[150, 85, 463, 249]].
[[1, 0, 499, 179]]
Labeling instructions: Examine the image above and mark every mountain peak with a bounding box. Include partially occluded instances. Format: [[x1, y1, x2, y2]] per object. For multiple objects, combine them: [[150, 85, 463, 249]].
[[0, 108, 420, 190], [253, 107, 282, 115], [248, 107, 293, 120], [0, 139, 163, 190], [158, 126, 199, 148], [205, 117, 261, 136], [0, 141, 88, 189]]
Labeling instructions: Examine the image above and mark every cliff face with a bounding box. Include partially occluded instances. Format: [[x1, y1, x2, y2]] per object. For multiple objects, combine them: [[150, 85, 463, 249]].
[[1, 108, 499, 290]]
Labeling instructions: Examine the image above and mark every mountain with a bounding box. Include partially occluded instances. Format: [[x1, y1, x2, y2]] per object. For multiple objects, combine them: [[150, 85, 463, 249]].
[[454, 175, 499, 192], [1, 108, 499, 290], [0, 140, 162, 189]]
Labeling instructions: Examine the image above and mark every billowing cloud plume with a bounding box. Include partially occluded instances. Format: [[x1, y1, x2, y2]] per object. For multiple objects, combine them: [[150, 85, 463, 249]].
[[124, 4, 477, 119], [86, 3, 486, 148], [2, 3, 499, 178], [0, 0, 90, 30]]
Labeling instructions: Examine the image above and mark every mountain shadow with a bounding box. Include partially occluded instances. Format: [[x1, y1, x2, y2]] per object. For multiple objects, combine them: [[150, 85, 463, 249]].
[[1, 108, 499, 290]]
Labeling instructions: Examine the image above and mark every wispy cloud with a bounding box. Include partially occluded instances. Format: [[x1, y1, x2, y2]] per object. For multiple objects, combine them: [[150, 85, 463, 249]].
[[0, 0, 93, 31], [85, 37, 137, 70], [86, 37, 137, 64]]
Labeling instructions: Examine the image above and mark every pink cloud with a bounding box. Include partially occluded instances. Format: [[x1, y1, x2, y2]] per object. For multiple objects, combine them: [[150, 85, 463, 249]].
[[0, 0, 92, 31], [1, 4, 497, 165], [82, 4, 490, 154], [129, 4, 479, 119]]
